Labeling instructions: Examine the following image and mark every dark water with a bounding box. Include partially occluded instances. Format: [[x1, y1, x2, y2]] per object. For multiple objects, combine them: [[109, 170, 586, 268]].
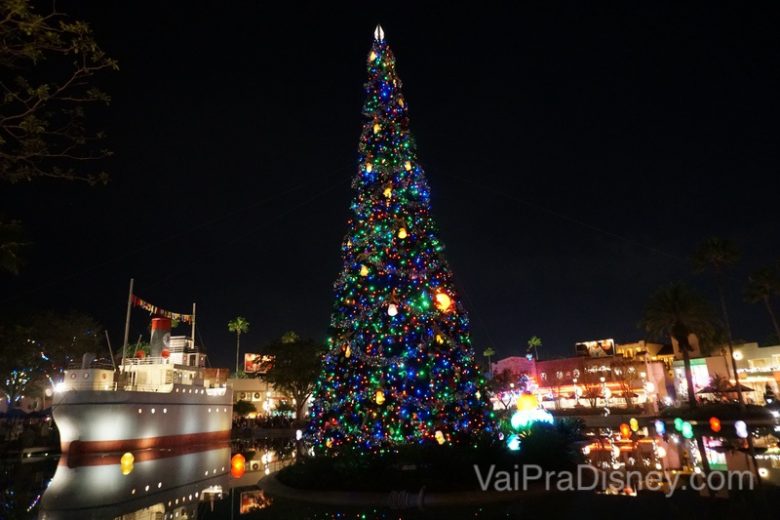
[[2, 436, 778, 519]]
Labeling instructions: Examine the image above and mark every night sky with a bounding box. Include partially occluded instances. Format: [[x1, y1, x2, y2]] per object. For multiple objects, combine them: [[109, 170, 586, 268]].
[[2, 2, 780, 368]]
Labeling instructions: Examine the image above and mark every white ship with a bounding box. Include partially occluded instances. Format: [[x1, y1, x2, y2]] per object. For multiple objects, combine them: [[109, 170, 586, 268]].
[[52, 313, 233, 463]]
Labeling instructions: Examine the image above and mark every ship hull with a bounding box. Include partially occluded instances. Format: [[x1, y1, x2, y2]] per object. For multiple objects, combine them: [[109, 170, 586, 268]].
[[52, 384, 233, 463]]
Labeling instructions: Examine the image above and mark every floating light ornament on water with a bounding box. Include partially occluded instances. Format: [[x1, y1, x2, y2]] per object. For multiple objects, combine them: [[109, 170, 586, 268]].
[[709, 416, 721, 433], [120, 452, 134, 475], [506, 434, 521, 451]]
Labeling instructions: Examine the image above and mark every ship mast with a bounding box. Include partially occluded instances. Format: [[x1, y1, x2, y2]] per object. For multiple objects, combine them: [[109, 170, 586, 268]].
[[120, 278, 134, 370], [191, 302, 197, 349]]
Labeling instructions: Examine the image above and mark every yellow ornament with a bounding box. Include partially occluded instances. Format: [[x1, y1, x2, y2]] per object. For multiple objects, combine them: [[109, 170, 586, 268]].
[[629, 417, 639, 432], [325, 438, 333, 448], [360, 264, 369, 276], [435, 334, 444, 344], [434, 292, 452, 312], [375, 389, 385, 405], [398, 97, 405, 107], [365, 163, 373, 173], [120, 452, 134, 475], [373, 123, 381, 134], [516, 393, 539, 412], [369, 51, 377, 61], [397, 227, 407, 239], [435, 430, 445, 445], [404, 161, 412, 171], [383, 186, 392, 198], [345, 344, 351, 358]]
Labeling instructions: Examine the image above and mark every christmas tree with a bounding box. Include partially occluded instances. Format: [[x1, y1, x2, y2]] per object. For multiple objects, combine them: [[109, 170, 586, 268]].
[[307, 26, 494, 453]]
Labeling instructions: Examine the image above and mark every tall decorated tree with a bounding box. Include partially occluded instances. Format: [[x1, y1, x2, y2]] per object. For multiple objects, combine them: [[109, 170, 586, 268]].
[[307, 26, 494, 453]]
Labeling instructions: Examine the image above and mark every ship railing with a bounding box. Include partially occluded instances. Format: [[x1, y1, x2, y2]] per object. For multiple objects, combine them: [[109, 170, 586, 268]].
[[120, 383, 174, 393], [122, 356, 172, 366]]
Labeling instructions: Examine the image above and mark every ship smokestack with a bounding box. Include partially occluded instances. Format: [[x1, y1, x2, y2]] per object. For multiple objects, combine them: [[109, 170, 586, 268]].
[[150, 317, 171, 357]]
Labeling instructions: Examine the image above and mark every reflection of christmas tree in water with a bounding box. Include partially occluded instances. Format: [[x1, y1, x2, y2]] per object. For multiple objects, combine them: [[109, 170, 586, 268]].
[[307, 26, 494, 452]]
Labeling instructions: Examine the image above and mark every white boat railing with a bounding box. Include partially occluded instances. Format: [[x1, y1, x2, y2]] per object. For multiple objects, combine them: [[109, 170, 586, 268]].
[[60, 381, 229, 393], [122, 356, 171, 366]]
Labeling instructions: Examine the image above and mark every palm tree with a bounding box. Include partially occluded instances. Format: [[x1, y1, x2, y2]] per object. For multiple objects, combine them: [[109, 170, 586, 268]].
[[745, 267, 780, 343], [641, 283, 717, 409], [482, 347, 495, 372], [692, 237, 744, 404], [227, 316, 250, 375], [527, 336, 542, 361]]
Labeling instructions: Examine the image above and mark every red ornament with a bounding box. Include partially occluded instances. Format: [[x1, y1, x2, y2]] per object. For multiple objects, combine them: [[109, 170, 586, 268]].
[[619, 423, 631, 439], [161, 349, 170, 359], [231, 453, 246, 478], [135, 350, 146, 359], [709, 417, 722, 433]]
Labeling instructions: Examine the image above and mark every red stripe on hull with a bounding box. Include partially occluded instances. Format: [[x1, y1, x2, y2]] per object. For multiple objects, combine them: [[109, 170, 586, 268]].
[[64, 430, 231, 468]]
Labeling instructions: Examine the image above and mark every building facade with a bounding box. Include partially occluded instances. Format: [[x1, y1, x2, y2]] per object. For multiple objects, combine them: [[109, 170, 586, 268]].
[[227, 377, 292, 418], [731, 342, 780, 403]]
